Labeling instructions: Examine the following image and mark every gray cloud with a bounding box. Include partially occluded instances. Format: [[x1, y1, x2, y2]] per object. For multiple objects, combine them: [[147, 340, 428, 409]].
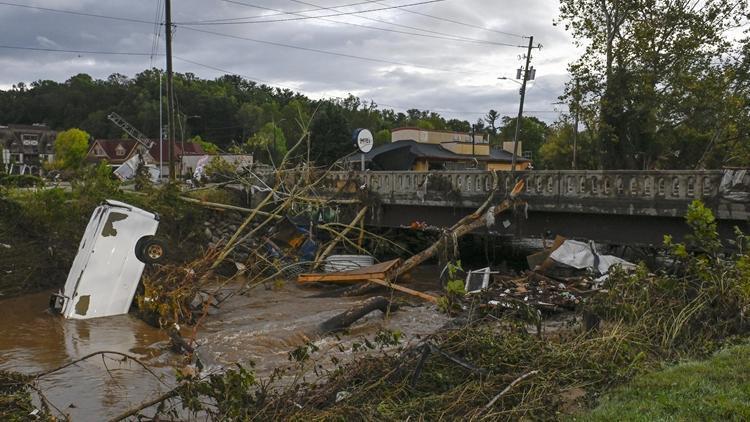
[[0, 0, 579, 122]]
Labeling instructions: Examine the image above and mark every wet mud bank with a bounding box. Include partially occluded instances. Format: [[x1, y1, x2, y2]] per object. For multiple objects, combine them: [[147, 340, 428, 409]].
[[0, 268, 450, 420]]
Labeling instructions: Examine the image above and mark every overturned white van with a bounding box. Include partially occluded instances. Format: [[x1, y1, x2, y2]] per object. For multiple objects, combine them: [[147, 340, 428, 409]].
[[50, 200, 166, 320]]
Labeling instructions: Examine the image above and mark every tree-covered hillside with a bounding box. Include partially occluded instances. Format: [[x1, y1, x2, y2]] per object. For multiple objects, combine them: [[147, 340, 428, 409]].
[[0, 70, 499, 165]]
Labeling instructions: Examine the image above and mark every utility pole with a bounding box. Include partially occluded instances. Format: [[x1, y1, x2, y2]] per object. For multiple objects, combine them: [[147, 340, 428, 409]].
[[159, 70, 163, 178], [510, 36, 534, 175], [572, 79, 579, 170], [165, 0, 176, 181], [471, 124, 476, 157]]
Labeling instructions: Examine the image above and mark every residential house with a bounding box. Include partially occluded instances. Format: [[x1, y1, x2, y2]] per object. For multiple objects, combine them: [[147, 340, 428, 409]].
[[0, 123, 57, 175], [87, 139, 144, 166], [149, 141, 207, 177], [87, 138, 260, 178]]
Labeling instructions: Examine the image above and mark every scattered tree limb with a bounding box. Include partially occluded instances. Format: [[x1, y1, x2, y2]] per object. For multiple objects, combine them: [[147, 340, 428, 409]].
[[314, 206, 368, 266], [107, 386, 182, 422], [366, 278, 438, 303], [179, 196, 279, 219], [33, 351, 169, 388], [483, 370, 540, 411]]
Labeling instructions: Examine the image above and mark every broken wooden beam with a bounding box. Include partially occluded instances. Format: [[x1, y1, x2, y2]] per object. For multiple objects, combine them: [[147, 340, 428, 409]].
[[366, 278, 438, 304], [297, 259, 401, 284]]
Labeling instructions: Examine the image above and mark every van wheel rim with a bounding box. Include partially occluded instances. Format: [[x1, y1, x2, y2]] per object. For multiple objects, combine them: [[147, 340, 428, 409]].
[[146, 244, 163, 260]]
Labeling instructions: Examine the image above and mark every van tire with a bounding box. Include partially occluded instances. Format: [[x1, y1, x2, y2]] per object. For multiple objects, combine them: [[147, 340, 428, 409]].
[[136, 236, 167, 264]]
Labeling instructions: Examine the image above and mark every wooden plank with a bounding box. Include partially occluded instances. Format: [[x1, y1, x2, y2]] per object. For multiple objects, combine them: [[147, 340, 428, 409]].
[[297, 259, 401, 283], [366, 278, 439, 304], [298, 272, 387, 283]]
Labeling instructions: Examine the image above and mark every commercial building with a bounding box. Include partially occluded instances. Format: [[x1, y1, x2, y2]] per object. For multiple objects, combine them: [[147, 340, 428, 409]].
[[346, 127, 531, 171]]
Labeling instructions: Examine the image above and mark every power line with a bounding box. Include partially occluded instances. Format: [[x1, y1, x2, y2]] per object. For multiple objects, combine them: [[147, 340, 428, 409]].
[[190, 0, 386, 24], [174, 56, 558, 118], [179, 26, 486, 74], [174, 55, 406, 110], [0, 44, 155, 56], [177, 0, 447, 25], [180, 0, 524, 48], [283, 0, 523, 47], [174, 55, 281, 87], [150, 0, 164, 67], [0, 1, 155, 25], [375, 0, 526, 38]]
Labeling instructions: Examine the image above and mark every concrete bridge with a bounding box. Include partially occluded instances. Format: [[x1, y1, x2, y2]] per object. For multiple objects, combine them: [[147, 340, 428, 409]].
[[316, 170, 750, 246]]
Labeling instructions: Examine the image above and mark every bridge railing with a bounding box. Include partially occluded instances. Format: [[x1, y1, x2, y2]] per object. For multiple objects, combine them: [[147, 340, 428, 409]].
[[520, 170, 724, 201], [321, 170, 725, 201], [302, 169, 748, 220]]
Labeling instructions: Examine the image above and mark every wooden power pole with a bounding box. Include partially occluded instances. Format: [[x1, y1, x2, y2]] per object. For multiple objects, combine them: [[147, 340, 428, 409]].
[[510, 36, 534, 175], [165, 0, 176, 180]]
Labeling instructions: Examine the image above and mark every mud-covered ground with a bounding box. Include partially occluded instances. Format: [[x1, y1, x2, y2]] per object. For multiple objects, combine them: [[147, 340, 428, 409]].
[[0, 266, 451, 421]]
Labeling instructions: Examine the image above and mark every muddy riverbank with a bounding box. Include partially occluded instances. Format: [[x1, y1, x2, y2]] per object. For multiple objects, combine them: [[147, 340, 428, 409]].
[[0, 267, 449, 421]]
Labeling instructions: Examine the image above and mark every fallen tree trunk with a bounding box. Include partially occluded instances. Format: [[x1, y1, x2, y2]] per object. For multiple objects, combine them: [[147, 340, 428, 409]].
[[318, 296, 397, 333], [396, 198, 517, 277], [313, 180, 525, 298], [396, 178, 524, 277]]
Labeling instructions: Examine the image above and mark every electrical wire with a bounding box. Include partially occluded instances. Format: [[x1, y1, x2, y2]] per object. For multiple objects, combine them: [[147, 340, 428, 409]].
[[177, 0, 447, 25], [178, 26, 488, 74], [191, 0, 386, 24], [173, 55, 428, 110], [0, 1, 155, 25], [374, 0, 526, 38], [150, 0, 164, 68], [179, 0, 524, 48], [285, 0, 523, 47], [0, 44, 155, 56], [173, 55, 558, 118]]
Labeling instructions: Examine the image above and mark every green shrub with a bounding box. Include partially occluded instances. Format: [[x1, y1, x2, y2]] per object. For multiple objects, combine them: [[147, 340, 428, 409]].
[[0, 174, 43, 188], [591, 199, 750, 357]]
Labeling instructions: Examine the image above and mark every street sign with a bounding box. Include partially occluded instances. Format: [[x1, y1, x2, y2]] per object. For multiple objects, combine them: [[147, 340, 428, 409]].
[[353, 128, 373, 153]]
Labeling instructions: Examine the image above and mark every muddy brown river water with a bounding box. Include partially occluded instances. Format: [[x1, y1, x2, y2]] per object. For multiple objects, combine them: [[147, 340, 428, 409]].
[[0, 267, 448, 421]]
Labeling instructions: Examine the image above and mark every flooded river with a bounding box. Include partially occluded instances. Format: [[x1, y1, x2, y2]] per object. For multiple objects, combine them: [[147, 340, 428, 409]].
[[0, 267, 448, 421]]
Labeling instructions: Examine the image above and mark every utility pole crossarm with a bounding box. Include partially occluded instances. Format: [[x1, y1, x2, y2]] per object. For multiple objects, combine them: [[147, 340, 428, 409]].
[[107, 112, 154, 149]]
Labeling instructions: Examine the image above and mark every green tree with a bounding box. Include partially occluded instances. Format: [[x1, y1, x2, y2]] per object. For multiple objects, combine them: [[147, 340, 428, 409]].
[[245, 122, 287, 163], [498, 116, 549, 161], [190, 135, 219, 154], [538, 120, 598, 170], [309, 102, 352, 165], [374, 129, 391, 146], [446, 119, 471, 133], [558, 0, 748, 169], [53, 128, 90, 170]]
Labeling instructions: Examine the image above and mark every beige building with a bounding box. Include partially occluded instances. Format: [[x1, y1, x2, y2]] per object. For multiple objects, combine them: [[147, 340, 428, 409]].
[[356, 127, 531, 171]]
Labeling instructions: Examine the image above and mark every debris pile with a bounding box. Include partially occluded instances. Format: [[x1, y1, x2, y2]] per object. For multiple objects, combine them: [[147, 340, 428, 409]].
[[203, 212, 244, 248], [452, 235, 638, 317], [484, 271, 586, 313]]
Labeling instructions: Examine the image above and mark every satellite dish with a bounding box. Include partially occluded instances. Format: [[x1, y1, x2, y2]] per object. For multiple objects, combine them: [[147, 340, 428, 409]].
[[353, 128, 374, 154]]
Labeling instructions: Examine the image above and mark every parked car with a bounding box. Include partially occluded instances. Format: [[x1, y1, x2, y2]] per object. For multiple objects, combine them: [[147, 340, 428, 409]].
[[49, 200, 166, 320]]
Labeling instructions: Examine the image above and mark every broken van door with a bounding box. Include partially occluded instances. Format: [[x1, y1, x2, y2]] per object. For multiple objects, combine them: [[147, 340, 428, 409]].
[[50, 200, 163, 320]]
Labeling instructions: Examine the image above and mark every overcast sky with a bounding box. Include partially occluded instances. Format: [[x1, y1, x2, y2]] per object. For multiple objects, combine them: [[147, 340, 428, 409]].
[[0, 0, 580, 123]]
